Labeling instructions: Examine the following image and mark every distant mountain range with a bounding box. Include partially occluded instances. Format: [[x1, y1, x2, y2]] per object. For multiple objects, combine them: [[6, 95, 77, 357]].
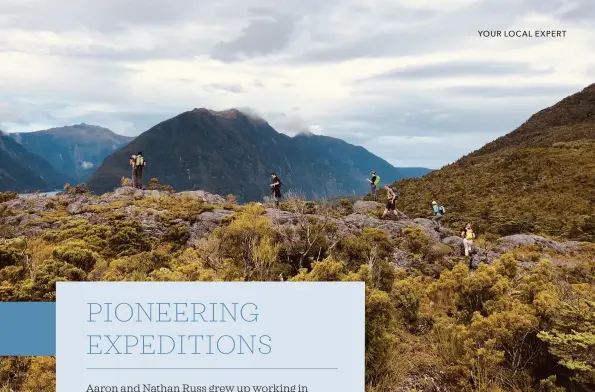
[[9, 124, 133, 183], [86, 109, 432, 200], [396, 83, 595, 240], [0, 131, 76, 192], [0, 113, 431, 197]]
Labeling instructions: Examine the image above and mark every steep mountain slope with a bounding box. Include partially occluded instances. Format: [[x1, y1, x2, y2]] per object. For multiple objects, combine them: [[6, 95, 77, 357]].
[[10, 124, 133, 182], [0, 131, 76, 192], [292, 131, 433, 183], [86, 109, 423, 200], [395, 83, 595, 240]]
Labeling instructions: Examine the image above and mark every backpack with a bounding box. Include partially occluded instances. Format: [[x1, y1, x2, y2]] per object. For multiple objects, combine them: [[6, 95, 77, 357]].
[[463, 229, 475, 240], [374, 175, 380, 185], [136, 156, 146, 167], [439, 205, 446, 214], [391, 186, 399, 197]]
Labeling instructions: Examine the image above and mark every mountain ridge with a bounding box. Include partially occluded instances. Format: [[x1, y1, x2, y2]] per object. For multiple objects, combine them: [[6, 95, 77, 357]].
[[9, 124, 133, 183], [86, 108, 429, 200], [0, 131, 76, 192], [471, 83, 595, 157], [395, 83, 595, 240]]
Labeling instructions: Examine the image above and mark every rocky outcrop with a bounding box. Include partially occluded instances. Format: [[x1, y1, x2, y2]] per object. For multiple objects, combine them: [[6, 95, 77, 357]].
[[177, 190, 226, 204], [494, 234, 581, 254], [442, 236, 464, 256], [352, 200, 382, 215], [104, 186, 171, 201], [2, 189, 585, 273], [189, 209, 235, 242], [391, 248, 411, 268]]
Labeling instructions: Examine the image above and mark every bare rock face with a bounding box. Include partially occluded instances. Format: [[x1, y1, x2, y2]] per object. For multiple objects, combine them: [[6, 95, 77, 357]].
[[100, 186, 173, 203], [341, 214, 409, 237], [178, 190, 226, 204], [494, 234, 581, 254], [67, 201, 86, 215], [6, 194, 60, 214], [470, 247, 487, 269], [352, 200, 382, 215], [265, 209, 300, 227], [412, 218, 455, 241], [442, 236, 464, 255], [189, 209, 234, 242], [111, 186, 137, 197], [391, 248, 412, 268], [138, 209, 166, 238], [5, 213, 41, 227]]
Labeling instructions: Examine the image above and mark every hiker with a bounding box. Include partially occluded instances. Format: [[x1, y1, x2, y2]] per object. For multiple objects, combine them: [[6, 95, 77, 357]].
[[129, 154, 137, 187], [461, 223, 476, 257], [382, 185, 400, 219], [431, 200, 445, 227], [132, 152, 146, 189], [270, 172, 282, 208], [366, 171, 380, 200]]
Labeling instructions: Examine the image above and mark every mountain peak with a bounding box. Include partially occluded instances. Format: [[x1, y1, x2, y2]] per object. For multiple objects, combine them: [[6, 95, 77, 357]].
[[295, 130, 316, 137], [86, 108, 427, 199], [191, 108, 268, 125]]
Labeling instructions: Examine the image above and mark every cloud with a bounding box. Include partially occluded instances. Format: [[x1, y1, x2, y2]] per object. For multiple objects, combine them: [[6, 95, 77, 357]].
[[204, 83, 245, 94], [0, 0, 594, 169], [0, 102, 25, 123], [359, 60, 552, 82], [444, 84, 585, 98], [264, 112, 312, 135], [210, 15, 297, 62]]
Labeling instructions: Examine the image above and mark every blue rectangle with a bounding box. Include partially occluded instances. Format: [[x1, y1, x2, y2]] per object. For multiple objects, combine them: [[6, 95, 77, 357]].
[[0, 302, 56, 356]]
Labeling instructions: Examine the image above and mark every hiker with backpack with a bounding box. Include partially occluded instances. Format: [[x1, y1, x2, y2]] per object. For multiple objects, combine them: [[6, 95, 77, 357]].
[[431, 200, 446, 227], [381, 185, 400, 219], [461, 223, 476, 257], [366, 171, 380, 200], [129, 154, 137, 187], [270, 172, 282, 208], [132, 152, 147, 189]]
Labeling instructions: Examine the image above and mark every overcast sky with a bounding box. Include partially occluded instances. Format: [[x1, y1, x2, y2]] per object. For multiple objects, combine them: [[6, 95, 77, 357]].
[[1, 0, 594, 169]]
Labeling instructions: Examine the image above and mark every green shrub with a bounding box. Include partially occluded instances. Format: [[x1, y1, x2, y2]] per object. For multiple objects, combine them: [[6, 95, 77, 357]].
[[0, 192, 18, 203]]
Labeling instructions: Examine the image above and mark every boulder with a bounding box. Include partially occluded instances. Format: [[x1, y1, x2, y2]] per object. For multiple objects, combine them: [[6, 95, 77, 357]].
[[189, 209, 234, 242], [104, 186, 171, 202], [442, 236, 464, 255], [5, 196, 55, 213], [265, 208, 300, 227], [5, 213, 41, 227], [494, 234, 580, 254], [178, 190, 226, 205], [137, 209, 166, 238], [342, 214, 409, 237], [391, 248, 412, 268], [352, 200, 382, 215], [67, 201, 86, 215], [112, 186, 137, 197], [486, 251, 503, 264]]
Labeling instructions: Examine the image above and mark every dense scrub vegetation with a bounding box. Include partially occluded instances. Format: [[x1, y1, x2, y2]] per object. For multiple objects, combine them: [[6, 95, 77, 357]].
[[0, 189, 593, 392], [395, 140, 595, 240], [394, 84, 595, 241]]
